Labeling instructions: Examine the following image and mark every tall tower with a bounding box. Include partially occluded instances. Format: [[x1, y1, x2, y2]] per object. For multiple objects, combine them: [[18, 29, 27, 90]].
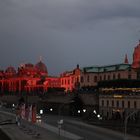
[[132, 40, 140, 68], [124, 54, 129, 64]]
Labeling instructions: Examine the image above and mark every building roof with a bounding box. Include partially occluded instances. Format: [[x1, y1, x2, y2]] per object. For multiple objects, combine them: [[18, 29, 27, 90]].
[[82, 64, 131, 73], [5, 66, 16, 74], [35, 61, 48, 73]]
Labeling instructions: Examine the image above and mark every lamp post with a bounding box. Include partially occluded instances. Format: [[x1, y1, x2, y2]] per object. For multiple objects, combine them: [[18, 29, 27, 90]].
[[124, 110, 138, 140], [58, 100, 74, 136]]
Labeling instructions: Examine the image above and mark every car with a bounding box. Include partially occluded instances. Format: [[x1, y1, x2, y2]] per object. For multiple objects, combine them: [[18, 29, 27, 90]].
[[36, 114, 42, 123]]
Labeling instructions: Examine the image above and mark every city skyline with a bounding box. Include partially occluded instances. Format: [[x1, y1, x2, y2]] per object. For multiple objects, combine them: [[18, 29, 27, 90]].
[[1, 0, 140, 75]]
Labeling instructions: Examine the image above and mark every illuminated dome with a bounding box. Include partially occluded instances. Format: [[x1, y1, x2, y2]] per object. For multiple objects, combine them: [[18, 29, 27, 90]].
[[5, 66, 16, 74], [35, 61, 48, 74]]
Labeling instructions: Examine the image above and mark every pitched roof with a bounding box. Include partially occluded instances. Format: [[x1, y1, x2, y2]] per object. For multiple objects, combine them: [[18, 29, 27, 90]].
[[82, 64, 131, 73]]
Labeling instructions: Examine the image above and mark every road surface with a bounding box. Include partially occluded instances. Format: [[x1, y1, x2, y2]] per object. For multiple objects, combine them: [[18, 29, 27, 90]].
[[42, 114, 139, 140]]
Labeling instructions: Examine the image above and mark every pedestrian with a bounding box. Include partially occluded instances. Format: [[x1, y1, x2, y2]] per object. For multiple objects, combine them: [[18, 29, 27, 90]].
[[16, 106, 21, 126]]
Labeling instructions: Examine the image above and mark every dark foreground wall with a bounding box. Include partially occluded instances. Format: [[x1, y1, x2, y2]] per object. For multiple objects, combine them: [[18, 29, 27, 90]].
[[0, 129, 11, 140], [0, 95, 40, 105]]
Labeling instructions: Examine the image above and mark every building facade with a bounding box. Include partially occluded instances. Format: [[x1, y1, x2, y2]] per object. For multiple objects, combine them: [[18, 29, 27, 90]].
[[0, 60, 60, 95], [60, 65, 81, 92], [99, 88, 140, 120], [0, 41, 140, 94], [80, 64, 137, 88]]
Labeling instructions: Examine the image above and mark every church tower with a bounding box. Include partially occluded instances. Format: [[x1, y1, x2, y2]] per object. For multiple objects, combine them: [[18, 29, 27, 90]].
[[124, 54, 129, 64], [132, 41, 140, 68]]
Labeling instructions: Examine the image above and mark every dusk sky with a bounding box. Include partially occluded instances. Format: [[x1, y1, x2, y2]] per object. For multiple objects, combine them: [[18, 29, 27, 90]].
[[0, 0, 140, 75]]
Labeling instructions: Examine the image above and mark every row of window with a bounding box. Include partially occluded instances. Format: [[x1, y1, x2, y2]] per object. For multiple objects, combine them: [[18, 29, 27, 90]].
[[99, 73, 121, 81], [81, 73, 132, 83], [81, 75, 97, 83], [101, 100, 137, 109], [61, 77, 79, 85]]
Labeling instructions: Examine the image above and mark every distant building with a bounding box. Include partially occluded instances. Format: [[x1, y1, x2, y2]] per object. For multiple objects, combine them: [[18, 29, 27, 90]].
[[80, 41, 140, 89], [132, 41, 140, 69], [94, 41, 140, 120], [44, 76, 61, 91], [0, 60, 60, 94], [99, 87, 140, 120], [80, 64, 137, 88], [60, 65, 81, 92], [0, 41, 140, 95]]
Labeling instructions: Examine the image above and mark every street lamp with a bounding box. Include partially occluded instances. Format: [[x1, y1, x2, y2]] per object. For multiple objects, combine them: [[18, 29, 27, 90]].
[[83, 109, 86, 113], [40, 109, 43, 115], [93, 110, 97, 114], [78, 110, 81, 114], [124, 110, 138, 140], [58, 100, 74, 136]]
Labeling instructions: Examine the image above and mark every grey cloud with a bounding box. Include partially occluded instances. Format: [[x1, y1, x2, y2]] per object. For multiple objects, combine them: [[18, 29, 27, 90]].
[[0, 0, 140, 75], [1, 0, 140, 30]]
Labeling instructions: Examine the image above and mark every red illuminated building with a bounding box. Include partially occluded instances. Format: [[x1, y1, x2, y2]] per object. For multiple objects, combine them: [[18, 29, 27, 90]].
[[132, 41, 140, 69], [60, 64, 81, 92], [0, 59, 60, 95], [0, 41, 140, 94]]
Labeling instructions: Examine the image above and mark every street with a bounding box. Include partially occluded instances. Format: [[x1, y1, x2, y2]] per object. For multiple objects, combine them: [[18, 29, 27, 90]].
[[42, 114, 138, 140], [0, 106, 139, 140]]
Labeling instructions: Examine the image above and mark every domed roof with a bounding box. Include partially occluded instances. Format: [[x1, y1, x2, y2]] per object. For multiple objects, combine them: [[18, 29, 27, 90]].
[[35, 61, 48, 73], [5, 66, 16, 74]]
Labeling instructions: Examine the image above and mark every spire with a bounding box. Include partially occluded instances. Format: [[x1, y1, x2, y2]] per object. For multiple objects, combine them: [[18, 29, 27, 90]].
[[39, 56, 42, 62], [77, 64, 79, 69], [124, 54, 129, 64]]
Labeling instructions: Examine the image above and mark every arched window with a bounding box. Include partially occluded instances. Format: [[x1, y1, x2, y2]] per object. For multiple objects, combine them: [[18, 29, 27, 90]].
[[81, 76, 84, 83], [94, 76, 97, 82], [87, 75, 90, 82], [113, 74, 116, 80], [108, 75, 110, 80], [118, 73, 121, 79], [100, 76, 102, 81], [104, 75, 106, 80]]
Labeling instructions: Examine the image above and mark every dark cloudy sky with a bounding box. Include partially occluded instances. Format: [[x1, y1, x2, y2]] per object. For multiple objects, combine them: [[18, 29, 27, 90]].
[[0, 0, 140, 75]]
